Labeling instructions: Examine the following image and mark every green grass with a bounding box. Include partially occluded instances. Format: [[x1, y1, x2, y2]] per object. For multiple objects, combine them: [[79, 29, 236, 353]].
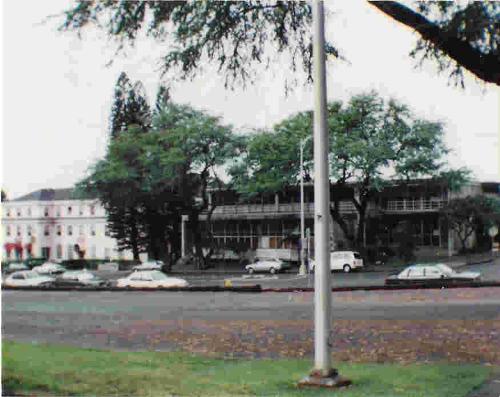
[[2, 340, 492, 397]]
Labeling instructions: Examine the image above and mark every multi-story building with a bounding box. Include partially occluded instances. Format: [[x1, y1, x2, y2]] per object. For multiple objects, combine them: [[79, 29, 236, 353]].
[[1, 188, 132, 261], [2, 180, 498, 262], [205, 179, 499, 259]]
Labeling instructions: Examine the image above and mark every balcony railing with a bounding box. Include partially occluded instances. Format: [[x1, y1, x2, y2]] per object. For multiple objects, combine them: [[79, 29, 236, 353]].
[[212, 201, 358, 216], [384, 199, 446, 212]]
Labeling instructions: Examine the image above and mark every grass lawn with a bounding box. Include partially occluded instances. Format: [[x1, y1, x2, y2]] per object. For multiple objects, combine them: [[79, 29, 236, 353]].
[[2, 340, 493, 397]]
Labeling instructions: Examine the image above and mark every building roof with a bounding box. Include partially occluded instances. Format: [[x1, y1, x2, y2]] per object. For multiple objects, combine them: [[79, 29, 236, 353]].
[[11, 188, 97, 202]]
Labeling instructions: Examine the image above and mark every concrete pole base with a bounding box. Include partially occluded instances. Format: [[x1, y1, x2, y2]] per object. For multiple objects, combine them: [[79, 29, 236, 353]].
[[297, 368, 352, 389]]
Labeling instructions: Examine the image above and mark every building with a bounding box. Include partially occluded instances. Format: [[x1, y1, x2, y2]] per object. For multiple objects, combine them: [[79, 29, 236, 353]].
[[2, 180, 498, 262], [204, 179, 499, 259], [1, 189, 132, 261]]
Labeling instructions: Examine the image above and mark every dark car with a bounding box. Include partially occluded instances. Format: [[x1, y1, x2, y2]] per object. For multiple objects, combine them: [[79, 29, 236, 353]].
[[385, 263, 481, 286], [54, 270, 110, 288]]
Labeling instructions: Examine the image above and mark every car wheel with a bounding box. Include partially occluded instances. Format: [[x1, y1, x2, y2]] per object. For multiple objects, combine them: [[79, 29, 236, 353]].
[[270, 268, 276, 274], [343, 265, 352, 273], [248, 268, 254, 274]]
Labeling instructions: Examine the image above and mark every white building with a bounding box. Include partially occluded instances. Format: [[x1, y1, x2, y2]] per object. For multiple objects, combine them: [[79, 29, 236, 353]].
[[1, 188, 133, 261]]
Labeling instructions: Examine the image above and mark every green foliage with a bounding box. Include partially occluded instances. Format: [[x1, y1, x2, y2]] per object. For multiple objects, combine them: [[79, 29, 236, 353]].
[[440, 195, 500, 251], [412, 1, 500, 86], [59, 1, 339, 88], [109, 72, 151, 139]]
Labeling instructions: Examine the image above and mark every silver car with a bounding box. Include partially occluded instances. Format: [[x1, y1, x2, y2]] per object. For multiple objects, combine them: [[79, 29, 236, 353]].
[[3, 271, 55, 287], [385, 263, 481, 285], [245, 258, 288, 274]]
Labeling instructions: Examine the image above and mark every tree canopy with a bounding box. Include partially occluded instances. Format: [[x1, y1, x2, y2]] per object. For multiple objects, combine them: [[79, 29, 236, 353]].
[[60, 1, 499, 87], [231, 91, 468, 246]]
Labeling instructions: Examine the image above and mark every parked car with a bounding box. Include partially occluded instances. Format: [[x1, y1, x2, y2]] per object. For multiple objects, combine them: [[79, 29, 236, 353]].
[[385, 263, 481, 286], [32, 262, 66, 275], [309, 251, 364, 273], [3, 262, 29, 274], [245, 258, 289, 274], [54, 270, 110, 288], [132, 261, 164, 271], [116, 270, 188, 289], [3, 271, 55, 287]]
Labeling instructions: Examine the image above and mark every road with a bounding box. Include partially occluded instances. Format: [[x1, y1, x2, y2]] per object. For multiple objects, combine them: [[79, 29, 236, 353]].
[[92, 259, 500, 289], [3, 288, 500, 354]]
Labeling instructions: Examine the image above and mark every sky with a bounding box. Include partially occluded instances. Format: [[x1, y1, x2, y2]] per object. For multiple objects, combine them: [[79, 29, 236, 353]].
[[1, 1, 499, 200]]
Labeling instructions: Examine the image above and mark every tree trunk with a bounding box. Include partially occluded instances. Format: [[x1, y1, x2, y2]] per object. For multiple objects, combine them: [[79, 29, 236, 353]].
[[329, 201, 355, 245]]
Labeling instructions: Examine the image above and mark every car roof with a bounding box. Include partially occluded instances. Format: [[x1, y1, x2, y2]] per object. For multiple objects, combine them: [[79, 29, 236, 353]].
[[10, 270, 41, 276]]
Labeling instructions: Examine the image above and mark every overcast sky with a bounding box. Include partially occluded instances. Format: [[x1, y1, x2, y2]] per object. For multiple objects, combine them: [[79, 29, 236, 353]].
[[1, 1, 499, 199]]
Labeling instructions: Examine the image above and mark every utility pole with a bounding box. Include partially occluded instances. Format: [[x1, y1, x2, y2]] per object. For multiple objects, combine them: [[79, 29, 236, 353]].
[[299, 0, 351, 388], [299, 136, 312, 275]]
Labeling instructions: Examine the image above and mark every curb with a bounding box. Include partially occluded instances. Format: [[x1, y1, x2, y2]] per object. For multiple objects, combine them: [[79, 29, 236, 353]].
[[262, 281, 500, 293], [3, 282, 500, 293]]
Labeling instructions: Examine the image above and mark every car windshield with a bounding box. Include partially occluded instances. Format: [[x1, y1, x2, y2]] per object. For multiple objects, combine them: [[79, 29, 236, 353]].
[[435, 264, 455, 274], [151, 272, 167, 281], [24, 272, 39, 279]]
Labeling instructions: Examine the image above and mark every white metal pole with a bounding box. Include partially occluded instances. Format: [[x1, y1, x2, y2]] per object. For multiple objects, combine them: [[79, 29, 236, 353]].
[[312, 0, 332, 375]]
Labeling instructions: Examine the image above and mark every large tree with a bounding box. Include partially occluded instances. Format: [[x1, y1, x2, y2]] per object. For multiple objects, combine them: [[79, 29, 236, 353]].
[[440, 195, 500, 252], [232, 92, 467, 247], [81, 102, 241, 267], [60, 1, 499, 87]]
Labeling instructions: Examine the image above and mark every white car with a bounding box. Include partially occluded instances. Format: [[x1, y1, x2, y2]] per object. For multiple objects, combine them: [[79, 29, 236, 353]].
[[3, 271, 55, 287], [32, 262, 66, 275], [385, 263, 481, 285], [245, 258, 289, 274], [309, 251, 364, 273], [116, 270, 188, 289], [4, 262, 29, 273], [132, 261, 164, 271]]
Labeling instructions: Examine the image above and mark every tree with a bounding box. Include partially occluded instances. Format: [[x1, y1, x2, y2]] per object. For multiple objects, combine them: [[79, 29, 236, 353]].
[[109, 72, 151, 139], [59, 1, 499, 87], [232, 91, 465, 247], [440, 195, 500, 252], [369, 2, 500, 86]]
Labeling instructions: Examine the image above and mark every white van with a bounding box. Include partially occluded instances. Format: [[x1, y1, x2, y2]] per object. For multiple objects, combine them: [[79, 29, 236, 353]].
[[309, 251, 364, 273]]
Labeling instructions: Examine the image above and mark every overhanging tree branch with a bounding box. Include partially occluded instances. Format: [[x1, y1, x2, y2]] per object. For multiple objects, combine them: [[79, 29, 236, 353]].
[[369, 1, 500, 86]]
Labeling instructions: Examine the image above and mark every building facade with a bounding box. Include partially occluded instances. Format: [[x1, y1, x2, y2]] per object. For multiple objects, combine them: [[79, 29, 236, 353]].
[[2, 189, 132, 261]]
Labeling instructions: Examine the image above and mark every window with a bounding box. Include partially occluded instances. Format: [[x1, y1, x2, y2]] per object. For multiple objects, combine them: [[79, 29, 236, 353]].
[[6, 226, 11, 236], [12, 274, 25, 280], [104, 248, 111, 259], [6, 209, 11, 217], [90, 205, 96, 216], [56, 207, 61, 217], [104, 225, 110, 237], [90, 225, 96, 236], [27, 208, 32, 216], [67, 225, 73, 236], [56, 225, 62, 236], [79, 225, 85, 236], [27, 226, 32, 237], [67, 206, 72, 215], [90, 245, 96, 258], [44, 207, 49, 217], [44, 225, 50, 236], [67, 244, 74, 260], [16, 208, 21, 217], [56, 245, 63, 259], [16, 226, 22, 237], [79, 206, 84, 216]]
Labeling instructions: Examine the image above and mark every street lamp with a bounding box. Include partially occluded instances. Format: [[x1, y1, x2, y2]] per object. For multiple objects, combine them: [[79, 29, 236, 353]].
[[299, 135, 312, 275]]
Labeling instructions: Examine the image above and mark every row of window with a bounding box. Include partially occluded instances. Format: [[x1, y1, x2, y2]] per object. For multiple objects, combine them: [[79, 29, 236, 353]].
[[5, 205, 98, 218], [5, 224, 110, 238]]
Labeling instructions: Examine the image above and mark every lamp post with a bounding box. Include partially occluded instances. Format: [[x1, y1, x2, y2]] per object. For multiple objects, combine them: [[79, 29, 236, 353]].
[[299, 136, 312, 275], [299, 0, 350, 389]]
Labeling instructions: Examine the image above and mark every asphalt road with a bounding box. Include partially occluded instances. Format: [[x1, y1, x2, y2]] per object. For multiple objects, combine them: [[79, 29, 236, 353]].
[[3, 288, 500, 350], [92, 259, 500, 289]]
